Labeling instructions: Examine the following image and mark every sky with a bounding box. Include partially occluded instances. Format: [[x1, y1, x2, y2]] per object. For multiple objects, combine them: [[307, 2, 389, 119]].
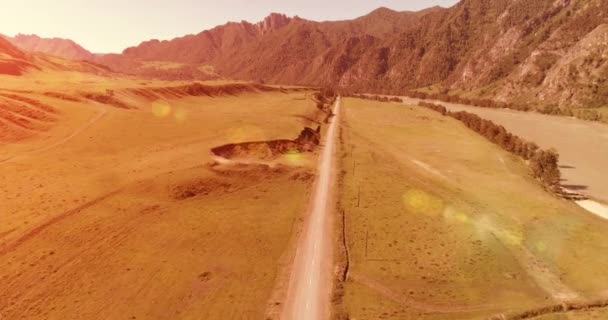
[[0, 0, 459, 54]]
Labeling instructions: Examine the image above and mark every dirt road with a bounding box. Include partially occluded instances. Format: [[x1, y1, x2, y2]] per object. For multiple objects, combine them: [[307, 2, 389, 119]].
[[283, 98, 340, 320]]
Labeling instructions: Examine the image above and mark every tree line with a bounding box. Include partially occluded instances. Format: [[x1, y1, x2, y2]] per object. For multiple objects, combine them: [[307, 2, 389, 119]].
[[339, 93, 563, 193], [342, 93, 402, 103], [405, 90, 605, 124], [408, 90, 533, 111], [418, 101, 562, 193]]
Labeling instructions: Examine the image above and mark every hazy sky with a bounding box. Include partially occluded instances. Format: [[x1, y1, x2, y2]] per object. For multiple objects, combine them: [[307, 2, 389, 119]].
[[1, 0, 459, 53]]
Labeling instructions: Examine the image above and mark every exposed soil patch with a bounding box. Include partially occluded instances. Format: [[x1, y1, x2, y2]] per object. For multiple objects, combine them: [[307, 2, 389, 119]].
[[81, 92, 133, 109], [211, 127, 320, 161], [170, 163, 311, 201], [171, 178, 233, 200], [198, 272, 213, 282], [43, 92, 82, 102]]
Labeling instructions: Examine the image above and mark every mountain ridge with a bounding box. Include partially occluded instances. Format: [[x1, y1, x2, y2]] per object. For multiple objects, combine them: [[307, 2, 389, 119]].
[[4, 1, 607, 110], [3, 33, 95, 61]]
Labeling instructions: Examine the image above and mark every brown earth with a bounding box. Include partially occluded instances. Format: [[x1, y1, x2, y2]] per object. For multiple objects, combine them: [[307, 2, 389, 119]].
[[0, 93, 59, 142], [0, 69, 323, 319]]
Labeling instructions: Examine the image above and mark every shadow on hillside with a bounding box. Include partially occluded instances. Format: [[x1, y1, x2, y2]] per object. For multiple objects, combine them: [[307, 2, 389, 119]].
[[292, 114, 321, 125], [562, 184, 588, 191]]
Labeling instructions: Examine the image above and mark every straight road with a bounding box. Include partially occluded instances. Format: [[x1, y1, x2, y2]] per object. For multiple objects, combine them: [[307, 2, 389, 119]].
[[282, 97, 340, 320]]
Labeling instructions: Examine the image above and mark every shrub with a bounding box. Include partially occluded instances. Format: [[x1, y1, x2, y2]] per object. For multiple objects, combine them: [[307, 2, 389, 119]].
[[530, 149, 561, 191], [418, 102, 447, 115]]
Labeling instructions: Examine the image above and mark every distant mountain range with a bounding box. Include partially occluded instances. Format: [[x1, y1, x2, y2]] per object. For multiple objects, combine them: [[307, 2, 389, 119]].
[[1, 33, 95, 61], [0, 35, 109, 76], [3, 0, 608, 109], [0, 36, 33, 76]]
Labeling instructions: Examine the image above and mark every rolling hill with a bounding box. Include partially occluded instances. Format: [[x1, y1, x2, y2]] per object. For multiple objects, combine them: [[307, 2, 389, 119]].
[[0, 35, 111, 77], [0, 36, 35, 76]]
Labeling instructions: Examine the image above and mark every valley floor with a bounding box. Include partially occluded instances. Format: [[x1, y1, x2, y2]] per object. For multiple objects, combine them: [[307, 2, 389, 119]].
[[337, 98, 608, 320], [0, 82, 320, 319], [3, 76, 608, 320], [401, 97, 608, 204]]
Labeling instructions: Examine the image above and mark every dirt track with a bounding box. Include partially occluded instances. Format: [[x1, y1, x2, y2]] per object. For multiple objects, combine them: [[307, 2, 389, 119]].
[[282, 97, 340, 320]]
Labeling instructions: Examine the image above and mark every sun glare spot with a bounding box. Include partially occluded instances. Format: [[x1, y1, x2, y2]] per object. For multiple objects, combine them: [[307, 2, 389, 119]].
[[444, 206, 524, 246], [535, 241, 547, 252], [284, 151, 303, 165], [152, 100, 171, 117], [173, 107, 188, 122], [473, 215, 496, 240], [403, 189, 443, 216], [443, 206, 469, 223], [226, 125, 267, 142], [455, 212, 469, 223], [496, 229, 524, 246]]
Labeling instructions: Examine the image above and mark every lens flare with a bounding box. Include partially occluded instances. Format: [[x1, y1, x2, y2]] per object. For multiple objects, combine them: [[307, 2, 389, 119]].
[[173, 107, 188, 122], [402, 189, 443, 216], [455, 211, 469, 223], [226, 125, 267, 142], [444, 206, 470, 223], [444, 206, 524, 247], [535, 241, 547, 252], [152, 100, 171, 117], [284, 151, 303, 165], [496, 229, 524, 246]]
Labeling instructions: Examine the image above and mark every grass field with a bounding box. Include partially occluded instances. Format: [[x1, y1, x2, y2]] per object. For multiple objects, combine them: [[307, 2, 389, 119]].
[[337, 98, 608, 319], [400, 97, 608, 204], [0, 76, 321, 319]]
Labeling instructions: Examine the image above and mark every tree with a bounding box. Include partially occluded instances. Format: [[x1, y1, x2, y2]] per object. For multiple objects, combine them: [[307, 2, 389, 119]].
[[530, 149, 561, 191]]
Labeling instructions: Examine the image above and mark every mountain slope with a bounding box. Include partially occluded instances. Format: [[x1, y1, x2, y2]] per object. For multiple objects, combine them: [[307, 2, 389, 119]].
[[3, 34, 95, 61], [121, 13, 292, 64], [0, 36, 111, 77], [0, 36, 35, 75], [98, 0, 608, 109]]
